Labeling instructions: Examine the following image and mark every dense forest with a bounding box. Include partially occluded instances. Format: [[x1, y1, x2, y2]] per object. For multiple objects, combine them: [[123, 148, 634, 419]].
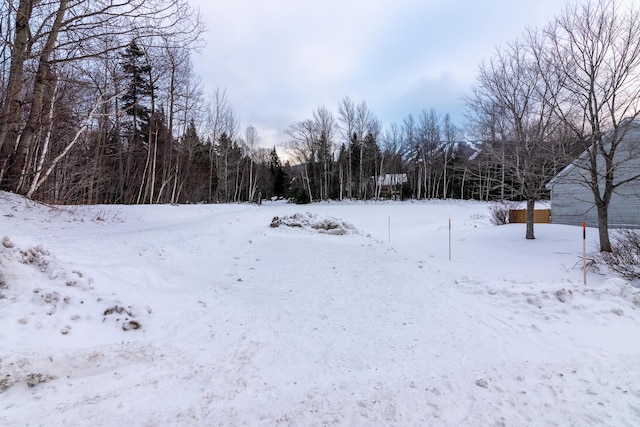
[[0, 0, 534, 206], [1, 0, 639, 254]]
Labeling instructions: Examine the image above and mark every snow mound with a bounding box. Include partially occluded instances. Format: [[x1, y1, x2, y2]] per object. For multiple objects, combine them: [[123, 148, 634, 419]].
[[453, 274, 640, 324], [0, 235, 149, 339], [270, 212, 357, 235], [0, 235, 152, 394], [0, 190, 123, 224]]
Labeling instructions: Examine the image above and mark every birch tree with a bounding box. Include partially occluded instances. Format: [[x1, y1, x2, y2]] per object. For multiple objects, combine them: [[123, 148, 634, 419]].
[[0, 0, 203, 196], [244, 125, 260, 203]]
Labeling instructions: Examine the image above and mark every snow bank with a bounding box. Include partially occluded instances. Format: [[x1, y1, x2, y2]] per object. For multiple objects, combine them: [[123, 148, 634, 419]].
[[0, 192, 638, 426]]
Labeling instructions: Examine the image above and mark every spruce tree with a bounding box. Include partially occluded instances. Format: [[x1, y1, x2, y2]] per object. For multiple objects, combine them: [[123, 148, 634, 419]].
[[120, 39, 152, 145], [269, 147, 287, 198]]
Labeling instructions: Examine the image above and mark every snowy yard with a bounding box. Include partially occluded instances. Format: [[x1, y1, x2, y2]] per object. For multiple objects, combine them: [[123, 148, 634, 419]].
[[0, 192, 638, 426]]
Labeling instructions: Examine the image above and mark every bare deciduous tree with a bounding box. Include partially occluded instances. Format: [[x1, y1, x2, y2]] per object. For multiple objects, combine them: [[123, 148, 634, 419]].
[[284, 119, 316, 202], [313, 106, 336, 200], [0, 0, 204, 197], [244, 125, 260, 203], [206, 88, 238, 202], [467, 39, 562, 239], [442, 113, 460, 199], [535, 0, 640, 251], [337, 97, 356, 199]]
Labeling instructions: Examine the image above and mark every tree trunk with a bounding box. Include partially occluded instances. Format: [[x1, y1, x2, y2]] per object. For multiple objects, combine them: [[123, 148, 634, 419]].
[[26, 94, 103, 198], [10, 0, 68, 193], [170, 159, 180, 203], [376, 154, 384, 200], [25, 76, 59, 198], [596, 200, 612, 252], [339, 162, 344, 200], [0, 0, 34, 181], [304, 163, 313, 203], [461, 167, 467, 199], [347, 149, 352, 199], [526, 198, 535, 240], [443, 150, 448, 199], [358, 144, 364, 199], [208, 146, 215, 203]]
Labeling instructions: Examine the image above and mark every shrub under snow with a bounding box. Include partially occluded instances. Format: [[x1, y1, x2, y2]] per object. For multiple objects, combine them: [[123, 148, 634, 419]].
[[600, 229, 640, 284]]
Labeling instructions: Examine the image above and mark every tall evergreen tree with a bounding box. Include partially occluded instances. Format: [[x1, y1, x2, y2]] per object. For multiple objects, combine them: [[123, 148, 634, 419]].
[[180, 121, 215, 202], [362, 132, 381, 198], [349, 132, 361, 198], [120, 40, 152, 145], [269, 147, 287, 198]]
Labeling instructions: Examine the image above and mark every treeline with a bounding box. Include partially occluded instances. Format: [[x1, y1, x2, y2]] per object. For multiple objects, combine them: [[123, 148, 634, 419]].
[[0, 1, 291, 204], [0, 0, 525, 205], [1, 0, 636, 223], [282, 100, 530, 203], [0, 0, 214, 204]]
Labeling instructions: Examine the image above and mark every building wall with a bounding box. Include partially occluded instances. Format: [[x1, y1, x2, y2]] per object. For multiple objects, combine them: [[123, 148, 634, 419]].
[[549, 182, 640, 228], [549, 181, 599, 227], [548, 123, 640, 229]]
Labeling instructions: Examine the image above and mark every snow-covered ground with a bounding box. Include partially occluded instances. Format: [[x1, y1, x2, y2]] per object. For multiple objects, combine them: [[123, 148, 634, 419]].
[[0, 191, 638, 426]]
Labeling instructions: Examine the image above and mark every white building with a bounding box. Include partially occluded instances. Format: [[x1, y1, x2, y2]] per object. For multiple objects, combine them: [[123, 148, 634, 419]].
[[546, 120, 640, 228]]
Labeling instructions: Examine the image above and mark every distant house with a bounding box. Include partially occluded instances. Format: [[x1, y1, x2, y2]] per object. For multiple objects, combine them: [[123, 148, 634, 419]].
[[375, 174, 408, 199], [545, 120, 640, 228]]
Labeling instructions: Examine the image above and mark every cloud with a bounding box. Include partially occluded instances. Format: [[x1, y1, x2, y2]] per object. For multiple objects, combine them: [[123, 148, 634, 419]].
[[187, 0, 635, 148], [383, 72, 468, 123]]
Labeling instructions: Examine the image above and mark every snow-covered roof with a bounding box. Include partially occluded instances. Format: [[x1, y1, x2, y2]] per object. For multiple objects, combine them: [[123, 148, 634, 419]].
[[375, 173, 408, 186]]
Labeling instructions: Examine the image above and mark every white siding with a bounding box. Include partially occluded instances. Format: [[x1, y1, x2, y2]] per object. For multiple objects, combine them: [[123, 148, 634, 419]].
[[549, 182, 598, 227], [547, 122, 640, 228]]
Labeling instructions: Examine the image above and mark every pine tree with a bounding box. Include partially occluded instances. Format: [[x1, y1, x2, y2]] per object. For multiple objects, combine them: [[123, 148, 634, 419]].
[[120, 39, 152, 145], [181, 121, 215, 203], [269, 147, 287, 198], [349, 132, 361, 198]]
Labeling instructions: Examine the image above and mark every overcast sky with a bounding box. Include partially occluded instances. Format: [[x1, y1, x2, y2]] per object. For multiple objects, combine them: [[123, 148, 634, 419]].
[[185, 0, 625, 148]]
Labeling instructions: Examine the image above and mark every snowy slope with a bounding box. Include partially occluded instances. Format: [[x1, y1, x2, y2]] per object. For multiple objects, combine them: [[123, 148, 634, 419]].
[[0, 192, 638, 426]]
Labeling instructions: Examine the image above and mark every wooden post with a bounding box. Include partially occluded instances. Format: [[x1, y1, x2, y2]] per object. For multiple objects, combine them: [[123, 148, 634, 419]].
[[583, 221, 587, 286], [388, 216, 391, 243], [449, 218, 452, 261]]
